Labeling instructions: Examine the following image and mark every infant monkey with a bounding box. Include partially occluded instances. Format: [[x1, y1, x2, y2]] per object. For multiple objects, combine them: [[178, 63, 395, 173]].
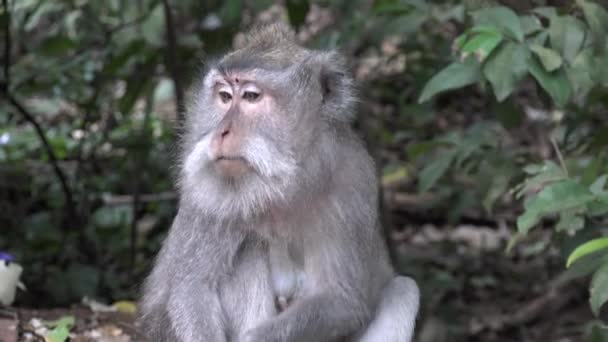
[[139, 23, 419, 342]]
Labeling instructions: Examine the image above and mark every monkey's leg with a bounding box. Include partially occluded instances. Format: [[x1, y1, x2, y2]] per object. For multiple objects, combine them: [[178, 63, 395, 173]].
[[356, 276, 420, 342]]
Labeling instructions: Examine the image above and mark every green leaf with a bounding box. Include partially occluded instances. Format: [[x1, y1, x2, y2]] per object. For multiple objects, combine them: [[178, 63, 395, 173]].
[[418, 58, 481, 103], [527, 56, 571, 107], [483, 42, 529, 101], [460, 30, 503, 61], [520, 15, 543, 35], [472, 6, 524, 42], [517, 209, 541, 235], [555, 212, 585, 233], [38, 36, 76, 56], [578, 0, 608, 52], [141, 4, 165, 46], [532, 7, 557, 19], [44, 316, 75, 342], [590, 260, 608, 316], [529, 44, 563, 71], [549, 15, 586, 63], [92, 205, 133, 229], [517, 179, 595, 234], [590, 175, 608, 194], [568, 237, 608, 267], [46, 326, 70, 342], [566, 48, 597, 104], [418, 149, 457, 192], [43, 316, 75, 329]]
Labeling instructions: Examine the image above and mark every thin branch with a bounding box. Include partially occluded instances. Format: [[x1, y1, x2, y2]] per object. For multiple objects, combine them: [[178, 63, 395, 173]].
[[102, 192, 177, 206], [2, 0, 75, 223], [7, 94, 77, 222], [161, 0, 185, 126], [550, 137, 568, 177], [2, 0, 10, 92]]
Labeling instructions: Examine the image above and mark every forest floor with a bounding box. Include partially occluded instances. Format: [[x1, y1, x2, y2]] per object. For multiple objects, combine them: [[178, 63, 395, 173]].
[[0, 217, 594, 342]]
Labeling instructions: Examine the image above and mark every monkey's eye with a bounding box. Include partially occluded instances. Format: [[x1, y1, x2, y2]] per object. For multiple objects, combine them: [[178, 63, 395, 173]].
[[242, 91, 261, 103], [219, 91, 232, 103]]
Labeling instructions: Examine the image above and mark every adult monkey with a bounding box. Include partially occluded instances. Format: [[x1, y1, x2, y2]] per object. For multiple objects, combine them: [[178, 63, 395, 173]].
[[139, 23, 419, 342]]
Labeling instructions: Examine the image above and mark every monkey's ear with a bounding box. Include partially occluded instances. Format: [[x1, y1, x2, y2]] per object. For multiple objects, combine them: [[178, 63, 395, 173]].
[[317, 51, 357, 122]]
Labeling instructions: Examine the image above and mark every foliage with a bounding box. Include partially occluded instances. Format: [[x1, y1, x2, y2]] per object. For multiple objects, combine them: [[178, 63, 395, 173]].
[[419, 0, 608, 318]]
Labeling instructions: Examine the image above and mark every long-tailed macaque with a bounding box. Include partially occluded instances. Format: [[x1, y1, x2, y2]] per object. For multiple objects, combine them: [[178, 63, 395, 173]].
[[139, 23, 419, 342]]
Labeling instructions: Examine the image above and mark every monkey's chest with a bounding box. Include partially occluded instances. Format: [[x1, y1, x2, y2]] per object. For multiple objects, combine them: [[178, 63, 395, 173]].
[[218, 241, 306, 337], [267, 241, 306, 312]]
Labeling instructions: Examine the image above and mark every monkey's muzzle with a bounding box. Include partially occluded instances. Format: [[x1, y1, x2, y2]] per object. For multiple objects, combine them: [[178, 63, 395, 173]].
[[214, 156, 250, 178]]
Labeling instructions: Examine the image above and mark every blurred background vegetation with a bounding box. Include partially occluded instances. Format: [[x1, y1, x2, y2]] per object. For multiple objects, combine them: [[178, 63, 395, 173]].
[[1, 0, 608, 341]]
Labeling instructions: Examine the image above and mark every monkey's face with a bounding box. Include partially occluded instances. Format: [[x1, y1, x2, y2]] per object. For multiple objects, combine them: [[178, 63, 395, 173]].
[[180, 67, 313, 220]]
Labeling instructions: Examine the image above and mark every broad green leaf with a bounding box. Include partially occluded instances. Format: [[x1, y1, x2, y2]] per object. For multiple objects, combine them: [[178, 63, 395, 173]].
[[517, 179, 596, 233], [483, 166, 513, 214], [549, 15, 586, 63], [555, 212, 585, 233], [141, 4, 165, 46], [38, 36, 76, 56], [418, 58, 480, 103], [590, 260, 608, 316], [532, 180, 596, 212], [472, 6, 524, 42], [526, 30, 549, 46], [44, 316, 75, 342], [46, 326, 70, 342], [483, 42, 528, 101], [43, 316, 75, 329], [529, 44, 563, 71], [527, 56, 571, 107], [454, 32, 469, 50], [578, 0, 608, 52], [590, 175, 608, 194], [92, 205, 133, 229], [532, 7, 557, 19], [517, 209, 541, 235], [566, 48, 597, 104], [558, 250, 608, 284], [418, 149, 457, 192], [590, 196, 608, 216], [568, 237, 608, 267], [520, 15, 543, 35], [460, 31, 503, 61]]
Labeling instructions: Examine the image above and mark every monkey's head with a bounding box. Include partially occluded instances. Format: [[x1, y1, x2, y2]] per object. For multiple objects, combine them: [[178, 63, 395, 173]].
[[179, 23, 356, 221]]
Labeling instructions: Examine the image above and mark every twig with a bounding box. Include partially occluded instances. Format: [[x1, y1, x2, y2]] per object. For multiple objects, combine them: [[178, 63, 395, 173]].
[[102, 191, 177, 205], [2, 1, 76, 224], [550, 137, 568, 177], [161, 0, 185, 126], [2, 0, 9, 92], [8, 95, 77, 222]]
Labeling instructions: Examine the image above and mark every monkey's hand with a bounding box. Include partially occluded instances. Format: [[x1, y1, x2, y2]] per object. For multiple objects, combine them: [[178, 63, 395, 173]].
[[242, 321, 290, 342], [242, 292, 364, 342]]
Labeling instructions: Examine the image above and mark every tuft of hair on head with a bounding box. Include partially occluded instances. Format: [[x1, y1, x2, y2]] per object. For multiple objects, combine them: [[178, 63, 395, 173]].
[[241, 22, 297, 50]]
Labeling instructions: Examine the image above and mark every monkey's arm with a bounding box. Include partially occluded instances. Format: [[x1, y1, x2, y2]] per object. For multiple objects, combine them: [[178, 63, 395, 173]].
[[139, 208, 243, 341], [244, 290, 369, 342]]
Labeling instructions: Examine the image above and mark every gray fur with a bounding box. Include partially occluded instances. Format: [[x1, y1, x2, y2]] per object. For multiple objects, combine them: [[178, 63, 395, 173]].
[[139, 23, 419, 341]]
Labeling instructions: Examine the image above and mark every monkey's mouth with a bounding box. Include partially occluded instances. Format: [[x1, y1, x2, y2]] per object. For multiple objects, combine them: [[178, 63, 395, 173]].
[[214, 156, 250, 177]]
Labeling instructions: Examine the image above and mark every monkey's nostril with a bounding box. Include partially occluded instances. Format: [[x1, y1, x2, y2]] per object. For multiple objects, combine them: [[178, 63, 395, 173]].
[[221, 128, 230, 138]]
